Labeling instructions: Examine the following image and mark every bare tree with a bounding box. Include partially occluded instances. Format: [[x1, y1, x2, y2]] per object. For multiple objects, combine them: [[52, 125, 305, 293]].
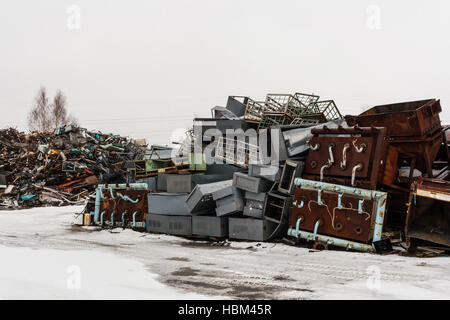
[[27, 87, 52, 132], [51, 90, 68, 129], [66, 114, 79, 127], [27, 87, 79, 132]]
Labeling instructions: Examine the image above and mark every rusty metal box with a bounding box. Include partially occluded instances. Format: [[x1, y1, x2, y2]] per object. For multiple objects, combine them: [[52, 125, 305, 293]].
[[289, 178, 387, 246], [406, 177, 450, 249], [302, 126, 387, 190], [345, 99, 442, 138], [94, 183, 148, 229]]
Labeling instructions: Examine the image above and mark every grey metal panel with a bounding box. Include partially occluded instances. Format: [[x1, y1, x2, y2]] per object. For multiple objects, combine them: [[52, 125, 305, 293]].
[[228, 218, 278, 241], [243, 205, 263, 219], [212, 185, 243, 201], [185, 180, 233, 214], [248, 164, 281, 182], [212, 185, 233, 201], [233, 172, 272, 193], [211, 106, 240, 120], [205, 164, 244, 176], [244, 191, 267, 202], [148, 193, 191, 215], [216, 119, 253, 133], [226, 96, 248, 117], [216, 190, 244, 206], [282, 119, 347, 157], [156, 174, 168, 191], [166, 174, 193, 193], [136, 177, 157, 191], [215, 196, 244, 216], [146, 214, 192, 236], [192, 216, 228, 237], [191, 174, 233, 185]]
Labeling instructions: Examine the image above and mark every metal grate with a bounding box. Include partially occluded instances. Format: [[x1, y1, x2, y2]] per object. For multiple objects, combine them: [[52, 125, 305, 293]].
[[294, 92, 320, 108], [310, 100, 342, 121], [258, 112, 293, 130], [215, 136, 260, 168], [265, 94, 308, 119], [244, 98, 268, 123], [290, 117, 320, 125]]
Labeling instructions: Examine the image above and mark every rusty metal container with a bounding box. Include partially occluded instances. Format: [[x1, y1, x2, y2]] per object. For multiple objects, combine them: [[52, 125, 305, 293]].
[[405, 177, 450, 250], [94, 183, 149, 229], [302, 126, 388, 190], [289, 178, 387, 248], [345, 99, 442, 138]]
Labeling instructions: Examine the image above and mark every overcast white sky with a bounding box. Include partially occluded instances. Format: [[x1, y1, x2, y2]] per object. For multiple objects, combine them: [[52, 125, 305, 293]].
[[1, 0, 449, 144]]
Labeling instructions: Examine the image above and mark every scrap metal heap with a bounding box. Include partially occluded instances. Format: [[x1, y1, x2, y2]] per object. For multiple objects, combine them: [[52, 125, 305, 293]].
[[73, 93, 450, 255], [0, 125, 147, 209]]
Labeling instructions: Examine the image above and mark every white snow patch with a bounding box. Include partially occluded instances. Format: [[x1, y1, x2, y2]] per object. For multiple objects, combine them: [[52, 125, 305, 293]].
[[0, 245, 209, 300]]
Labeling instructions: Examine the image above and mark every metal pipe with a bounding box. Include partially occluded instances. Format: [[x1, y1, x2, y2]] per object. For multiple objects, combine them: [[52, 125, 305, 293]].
[[358, 199, 364, 214], [122, 212, 126, 227], [317, 189, 323, 205], [94, 187, 101, 222], [328, 144, 335, 164], [340, 143, 350, 169], [307, 140, 320, 150], [320, 163, 331, 181], [312, 220, 320, 241], [351, 163, 363, 186], [294, 178, 385, 200], [98, 183, 148, 190], [110, 212, 115, 227], [100, 211, 106, 226], [132, 211, 137, 228], [338, 193, 343, 209], [109, 187, 116, 199], [287, 227, 375, 252], [116, 192, 139, 203], [352, 140, 366, 153], [295, 217, 303, 231]]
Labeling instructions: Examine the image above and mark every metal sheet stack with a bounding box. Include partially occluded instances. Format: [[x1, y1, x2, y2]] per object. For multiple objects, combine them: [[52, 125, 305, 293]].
[[146, 173, 195, 236]]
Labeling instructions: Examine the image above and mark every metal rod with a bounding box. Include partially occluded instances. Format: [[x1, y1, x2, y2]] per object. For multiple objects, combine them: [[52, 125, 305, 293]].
[[100, 211, 106, 226], [351, 163, 363, 186], [340, 143, 350, 169]]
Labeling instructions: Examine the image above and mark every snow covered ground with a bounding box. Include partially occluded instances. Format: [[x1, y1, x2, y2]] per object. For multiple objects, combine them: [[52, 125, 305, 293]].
[[0, 206, 449, 300]]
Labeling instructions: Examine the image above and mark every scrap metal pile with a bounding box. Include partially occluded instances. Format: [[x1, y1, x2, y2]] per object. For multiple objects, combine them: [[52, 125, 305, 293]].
[[64, 93, 450, 255], [0, 125, 147, 209]]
